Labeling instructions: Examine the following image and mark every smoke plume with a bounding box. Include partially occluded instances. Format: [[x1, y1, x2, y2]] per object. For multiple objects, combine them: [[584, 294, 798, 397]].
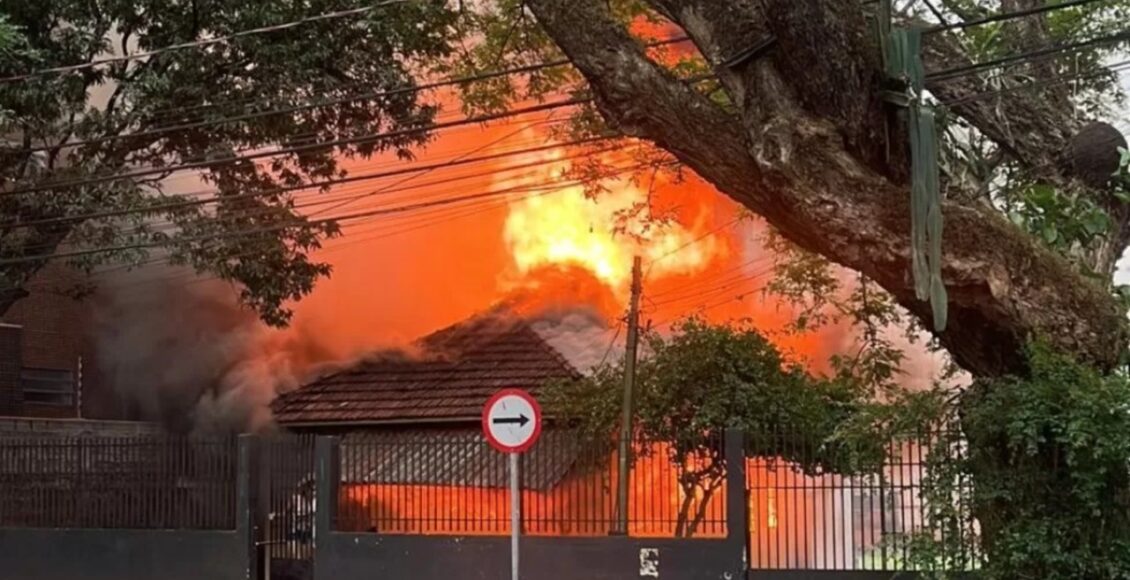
[[92, 268, 334, 434]]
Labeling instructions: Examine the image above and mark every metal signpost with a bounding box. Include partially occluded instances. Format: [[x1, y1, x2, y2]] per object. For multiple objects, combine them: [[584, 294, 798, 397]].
[[482, 388, 542, 580]]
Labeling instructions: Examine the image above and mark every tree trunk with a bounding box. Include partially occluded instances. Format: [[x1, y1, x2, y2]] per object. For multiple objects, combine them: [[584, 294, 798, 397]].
[[526, 0, 1129, 376], [674, 479, 696, 538]]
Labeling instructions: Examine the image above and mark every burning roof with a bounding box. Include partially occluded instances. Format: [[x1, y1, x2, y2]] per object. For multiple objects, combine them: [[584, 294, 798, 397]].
[[271, 310, 583, 426]]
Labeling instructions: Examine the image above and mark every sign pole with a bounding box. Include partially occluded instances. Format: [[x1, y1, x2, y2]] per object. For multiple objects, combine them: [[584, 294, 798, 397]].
[[482, 388, 540, 580], [510, 451, 520, 580]]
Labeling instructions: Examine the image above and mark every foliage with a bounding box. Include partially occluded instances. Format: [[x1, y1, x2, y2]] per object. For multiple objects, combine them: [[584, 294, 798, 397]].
[[544, 317, 886, 536], [930, 0, 1130, 115], [0, 0, 459, 324], [902, 341, 1130, 578], [762, 229, 932, 394], [1004, 182, 1112, 256]]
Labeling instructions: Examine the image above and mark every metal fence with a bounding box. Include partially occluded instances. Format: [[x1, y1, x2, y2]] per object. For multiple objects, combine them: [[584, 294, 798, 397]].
[[0, 436, 239, 529], [261, 433, 317, 580], [745, 430, 979, 571], [336, 429, 726, 537], [0, 427, 981, 574]]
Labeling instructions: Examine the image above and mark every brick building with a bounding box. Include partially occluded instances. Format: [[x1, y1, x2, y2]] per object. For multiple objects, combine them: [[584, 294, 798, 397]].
[[0, 263, 121, 419]]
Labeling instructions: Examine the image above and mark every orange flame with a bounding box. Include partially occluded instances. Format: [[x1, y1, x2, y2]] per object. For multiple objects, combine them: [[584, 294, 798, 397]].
[[499, 143, 720, 295]]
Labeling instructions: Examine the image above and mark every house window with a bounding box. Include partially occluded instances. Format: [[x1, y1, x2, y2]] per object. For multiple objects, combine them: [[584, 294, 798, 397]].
[[21, 368, 75, 406]]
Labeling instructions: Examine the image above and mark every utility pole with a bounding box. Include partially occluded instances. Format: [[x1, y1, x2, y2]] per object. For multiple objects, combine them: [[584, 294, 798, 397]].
[[613, 256, 643, 535]]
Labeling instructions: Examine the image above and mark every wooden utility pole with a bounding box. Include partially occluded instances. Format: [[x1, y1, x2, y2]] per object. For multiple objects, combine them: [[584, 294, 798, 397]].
[[613, 256, 643, 535]]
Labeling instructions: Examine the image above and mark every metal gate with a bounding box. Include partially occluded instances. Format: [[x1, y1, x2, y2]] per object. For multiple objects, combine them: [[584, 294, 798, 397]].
[[259, 434, 316, 580]]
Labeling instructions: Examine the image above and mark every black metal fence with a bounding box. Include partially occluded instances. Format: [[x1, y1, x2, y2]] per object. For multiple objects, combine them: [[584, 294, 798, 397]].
[[745, 429, 979, 571], [260, 433, 316, 580], [0, 428, 980, 575], [0, 436, 239, 529], [336, 429, 726, 537]]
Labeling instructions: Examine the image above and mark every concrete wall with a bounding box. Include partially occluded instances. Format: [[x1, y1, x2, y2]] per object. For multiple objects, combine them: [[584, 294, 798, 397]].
[[0, 528, 250, 580], [0, 435, 257, 580], [320, 534, 739, 580]]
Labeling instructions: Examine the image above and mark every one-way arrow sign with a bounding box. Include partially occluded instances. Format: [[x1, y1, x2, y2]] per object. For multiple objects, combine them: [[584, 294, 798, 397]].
[[482, 389, 542, 454], [492, 414, 530, 427]]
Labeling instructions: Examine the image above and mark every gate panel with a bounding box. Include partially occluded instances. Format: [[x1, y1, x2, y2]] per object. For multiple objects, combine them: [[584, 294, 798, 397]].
[[261, 434, 316, 580]]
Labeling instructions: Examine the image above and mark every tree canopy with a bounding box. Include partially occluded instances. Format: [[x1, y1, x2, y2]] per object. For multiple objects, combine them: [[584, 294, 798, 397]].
[[0, 1, 457, 324], [544, 317, 887, 536]]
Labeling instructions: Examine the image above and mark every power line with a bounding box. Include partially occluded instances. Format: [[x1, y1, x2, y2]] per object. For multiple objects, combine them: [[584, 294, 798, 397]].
[[926, 27, 1130, 82], [939, 57, 1130, 107], [924, 0, 1110, 35], [6, 139, 630, 259], [74, 161, 658, 291], [0, 177, 569, 266], [4, 37, 690, 157], [3, 127, 610, 231], [643, 217, 741, 279], [1, 97, 591, 198], [307, 108, 566, 217], [2, 159, 667, 269], [0, 1, 407, 83]]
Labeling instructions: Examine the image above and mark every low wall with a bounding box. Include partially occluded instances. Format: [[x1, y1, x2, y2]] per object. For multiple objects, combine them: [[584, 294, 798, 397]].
[[0, 528, 250, 580], [318, 534, 739, 580], [0, 435, 257, 580]]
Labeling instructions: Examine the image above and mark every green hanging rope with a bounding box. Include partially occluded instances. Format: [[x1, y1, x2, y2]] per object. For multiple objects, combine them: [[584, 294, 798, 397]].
[[888, 27, 948, 331]]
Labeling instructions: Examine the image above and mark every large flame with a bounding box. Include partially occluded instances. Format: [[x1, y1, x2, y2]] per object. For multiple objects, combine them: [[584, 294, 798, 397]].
[[501, 145, 720, 294]]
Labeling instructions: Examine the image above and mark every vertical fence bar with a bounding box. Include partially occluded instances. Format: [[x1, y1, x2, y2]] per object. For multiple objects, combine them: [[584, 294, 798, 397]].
[[315, 436, 339, 541]]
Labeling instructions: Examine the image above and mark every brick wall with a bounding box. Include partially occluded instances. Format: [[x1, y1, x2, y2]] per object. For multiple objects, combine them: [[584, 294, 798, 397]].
[[0, 324, 22, 416], [0, 263, 122, 419]]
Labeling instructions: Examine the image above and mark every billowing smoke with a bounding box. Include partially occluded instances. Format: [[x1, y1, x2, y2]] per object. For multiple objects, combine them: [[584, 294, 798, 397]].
[[92, 268, 334, 434]]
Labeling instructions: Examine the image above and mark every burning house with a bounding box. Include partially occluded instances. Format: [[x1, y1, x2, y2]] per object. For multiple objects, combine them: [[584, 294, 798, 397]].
[[270, 308, 920, 567]]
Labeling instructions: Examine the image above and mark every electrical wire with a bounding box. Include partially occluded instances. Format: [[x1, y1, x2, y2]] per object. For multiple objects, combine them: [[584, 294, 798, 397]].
[[0, 97, 591, 198], [6, 140, 631, 259], [0, 1, 408, 83], [926, 27, 1130, 82], [2, 121, 606, 231], [3, 37, 690, 157], [924, 0, 1110, 35], [76, 161, 660, 291]]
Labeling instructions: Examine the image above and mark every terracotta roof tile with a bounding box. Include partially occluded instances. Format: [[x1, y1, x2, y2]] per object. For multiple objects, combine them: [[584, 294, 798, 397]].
[[272, 312, 581, 425]]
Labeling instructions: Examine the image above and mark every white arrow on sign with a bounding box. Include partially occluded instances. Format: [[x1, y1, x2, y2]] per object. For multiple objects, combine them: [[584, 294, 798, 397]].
[[482, 388, 542, 454]]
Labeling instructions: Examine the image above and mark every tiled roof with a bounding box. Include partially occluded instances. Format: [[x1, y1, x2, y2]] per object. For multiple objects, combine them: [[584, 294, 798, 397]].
[[271, 312, 583, 426]]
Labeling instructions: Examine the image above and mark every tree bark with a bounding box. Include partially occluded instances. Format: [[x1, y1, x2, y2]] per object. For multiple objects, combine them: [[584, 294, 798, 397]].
[[526, 0, 1129, 376]]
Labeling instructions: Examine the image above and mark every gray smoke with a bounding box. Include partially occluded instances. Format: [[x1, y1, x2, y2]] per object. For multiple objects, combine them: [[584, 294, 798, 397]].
[[92, 268, 331, 434], [529, 307, 618, 373]]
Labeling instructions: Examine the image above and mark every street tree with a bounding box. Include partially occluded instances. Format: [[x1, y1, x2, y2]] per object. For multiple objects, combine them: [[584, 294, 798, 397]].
[[545, 317, 882, 538], [0, 1, 457, 324]]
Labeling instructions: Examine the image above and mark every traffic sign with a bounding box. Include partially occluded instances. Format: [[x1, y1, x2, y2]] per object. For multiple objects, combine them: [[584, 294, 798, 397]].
[[482, 388, 542, 453]]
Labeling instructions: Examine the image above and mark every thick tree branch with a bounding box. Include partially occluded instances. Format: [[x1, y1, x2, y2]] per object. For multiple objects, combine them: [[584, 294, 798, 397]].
[[528, 0, 1129, 376]]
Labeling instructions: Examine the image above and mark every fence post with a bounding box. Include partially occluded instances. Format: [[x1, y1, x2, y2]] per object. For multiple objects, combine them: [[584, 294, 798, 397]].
[[313, 435, 340, 576], [237, 434, 261, 580], [724, 428, 748, 575]]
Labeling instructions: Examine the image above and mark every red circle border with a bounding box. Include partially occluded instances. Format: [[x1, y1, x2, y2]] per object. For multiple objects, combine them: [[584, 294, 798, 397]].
[[481, 388, 542, 454]]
